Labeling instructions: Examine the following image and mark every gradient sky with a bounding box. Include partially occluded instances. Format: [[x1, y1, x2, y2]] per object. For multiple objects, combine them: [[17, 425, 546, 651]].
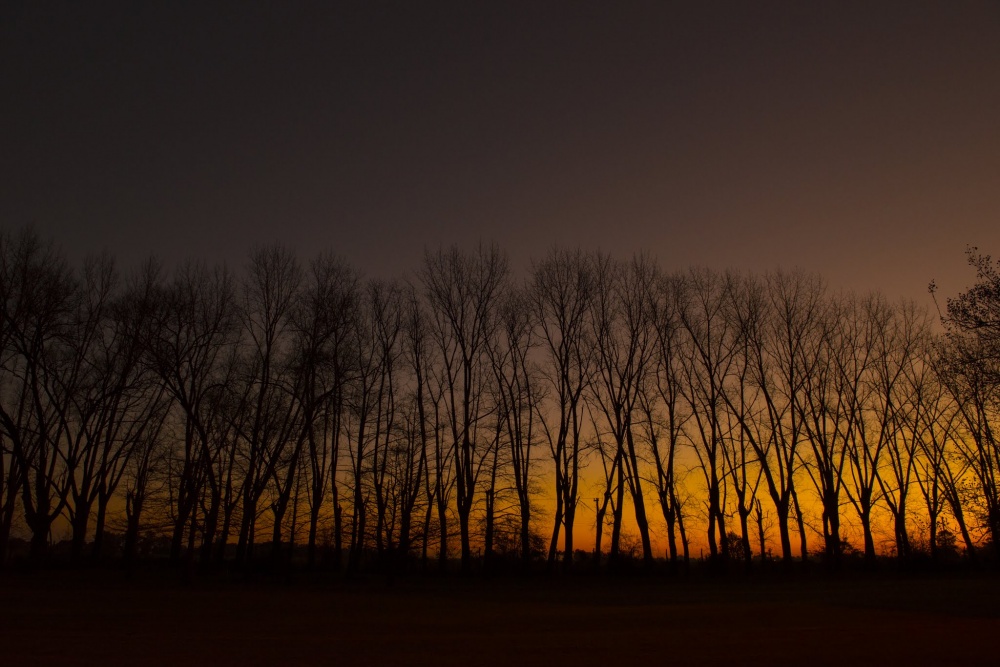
[[4, 1, 1000, 305]]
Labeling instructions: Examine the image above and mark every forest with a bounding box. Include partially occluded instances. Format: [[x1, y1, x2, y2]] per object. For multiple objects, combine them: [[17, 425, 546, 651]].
[[2, 226, 999, 574]]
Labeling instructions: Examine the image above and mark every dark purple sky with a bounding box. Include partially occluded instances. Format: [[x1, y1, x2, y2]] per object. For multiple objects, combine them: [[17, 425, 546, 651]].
[[4, 1, 1000, 304]]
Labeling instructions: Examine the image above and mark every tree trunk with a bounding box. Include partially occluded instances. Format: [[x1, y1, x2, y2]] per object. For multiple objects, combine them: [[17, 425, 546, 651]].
[[520, 503, 531, 568], [792, 487, 808, 563], [595, 498, 608, 566], [755, 500, 767, 563], [436, 496, 447, 571], [739, 508, 752, 570], [484, 489, 495, 570], [823, 483, 842, 566], [70, 496, 92, 563], [92, 492, 110, 560], [333, 498, 343, 570], [663, 501, 677, 568], [547, 492, 562, 567], [123, 491, 143, 565], [775, 498, 792, 566], [609, 459, 625, 568], [860, 499, 876, 565], [563, 499, 576, 571]]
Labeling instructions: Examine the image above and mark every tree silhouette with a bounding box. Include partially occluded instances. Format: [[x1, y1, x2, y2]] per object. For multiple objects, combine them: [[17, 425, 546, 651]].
[[421, 244, 507, 572], [531, 248, 595, 570], [4, 228, 1000, 576]]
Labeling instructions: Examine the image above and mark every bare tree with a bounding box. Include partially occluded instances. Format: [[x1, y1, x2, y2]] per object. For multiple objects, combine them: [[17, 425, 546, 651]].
[[676, 268, 738, 562], [639, 271, 691, 569], [290, 254, 359, 569], [724, 271, 826, 565], [910, 346, 966, 560], [343, 284, 384, 570], [226, 245, 302, 565], [589, 254, 658, 567], [934, 249, 1000, 557], [368, 280, 405, 564], [936, 335, 1000, 555], [146, 259, 238, 563], [0, 232, 21, 564], [0, 228, 79, 560], [488, 286, 541, 567], [531, 248, 595, 569], [840, 294, 896, 564], [425, 357, 455, 569], [421, 244, 507, 571], [58, 254, 118, 562], [388, 286, 433, 569], [876, 301, 933, 561], [795, 294, 855, 565], [71, 257, 171, 560]]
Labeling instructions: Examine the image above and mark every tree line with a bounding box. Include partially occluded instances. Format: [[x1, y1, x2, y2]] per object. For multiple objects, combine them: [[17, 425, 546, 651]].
[[1, 227, 998, 572]]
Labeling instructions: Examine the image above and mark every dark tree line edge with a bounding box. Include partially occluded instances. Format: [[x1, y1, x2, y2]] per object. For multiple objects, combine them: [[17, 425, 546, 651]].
[[1, 227, 998, 574]]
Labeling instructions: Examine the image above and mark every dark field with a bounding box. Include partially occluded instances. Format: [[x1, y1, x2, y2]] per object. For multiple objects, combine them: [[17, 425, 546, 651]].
[[2, 569, 998, 666]]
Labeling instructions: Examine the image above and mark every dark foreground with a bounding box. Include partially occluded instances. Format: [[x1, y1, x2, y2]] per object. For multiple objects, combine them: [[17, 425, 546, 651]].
[[1, 569, 997, 666]]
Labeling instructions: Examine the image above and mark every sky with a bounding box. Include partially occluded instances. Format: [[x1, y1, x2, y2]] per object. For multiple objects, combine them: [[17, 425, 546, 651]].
[[3, 1, 1000, 306]]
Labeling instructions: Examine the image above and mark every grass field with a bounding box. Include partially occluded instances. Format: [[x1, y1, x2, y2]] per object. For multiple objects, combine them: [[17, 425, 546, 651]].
[[2, 568, 998, 666]]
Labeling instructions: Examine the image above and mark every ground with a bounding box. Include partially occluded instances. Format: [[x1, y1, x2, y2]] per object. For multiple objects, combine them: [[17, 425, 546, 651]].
[[1, 568, 997, 666]]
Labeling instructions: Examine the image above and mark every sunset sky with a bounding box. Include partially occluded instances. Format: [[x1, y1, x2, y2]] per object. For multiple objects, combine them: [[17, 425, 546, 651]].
[[4, 1, 1000, 306]]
